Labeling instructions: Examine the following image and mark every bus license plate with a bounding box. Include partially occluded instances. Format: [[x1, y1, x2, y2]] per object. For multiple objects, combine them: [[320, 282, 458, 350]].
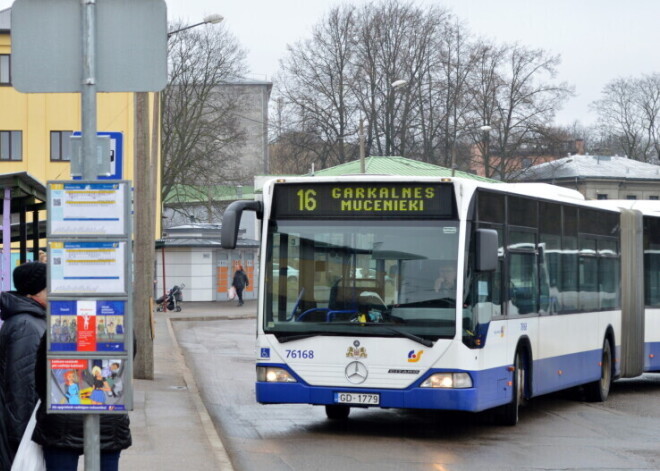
[[335, 392, 380, 405]]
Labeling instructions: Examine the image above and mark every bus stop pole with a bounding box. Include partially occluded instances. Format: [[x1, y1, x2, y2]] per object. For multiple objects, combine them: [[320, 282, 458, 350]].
[[81, 0, 100, 469]]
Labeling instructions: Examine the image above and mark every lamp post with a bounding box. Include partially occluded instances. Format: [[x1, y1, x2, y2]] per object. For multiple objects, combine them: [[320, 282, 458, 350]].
[[133, 14, 224, 380], [480, 125, 492, 177]]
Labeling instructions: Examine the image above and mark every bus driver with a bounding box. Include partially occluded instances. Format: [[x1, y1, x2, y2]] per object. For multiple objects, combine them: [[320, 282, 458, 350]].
[[434, 262, 457, 298]]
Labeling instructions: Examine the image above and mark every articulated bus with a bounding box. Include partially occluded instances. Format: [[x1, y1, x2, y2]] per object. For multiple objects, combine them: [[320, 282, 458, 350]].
[[221, 176, 660, 425]]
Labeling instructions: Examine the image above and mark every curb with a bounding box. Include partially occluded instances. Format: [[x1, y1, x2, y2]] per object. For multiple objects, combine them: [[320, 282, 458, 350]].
[[168, 313, 256, 323], [165, 317, 235, 471]]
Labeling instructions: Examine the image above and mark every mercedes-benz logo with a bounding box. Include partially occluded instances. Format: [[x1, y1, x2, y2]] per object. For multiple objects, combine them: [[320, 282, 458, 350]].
[[345, 361, 368, 384]]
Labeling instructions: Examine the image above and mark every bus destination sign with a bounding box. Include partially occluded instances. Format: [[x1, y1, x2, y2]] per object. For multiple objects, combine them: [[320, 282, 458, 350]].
[[272, 183, 455, 219]]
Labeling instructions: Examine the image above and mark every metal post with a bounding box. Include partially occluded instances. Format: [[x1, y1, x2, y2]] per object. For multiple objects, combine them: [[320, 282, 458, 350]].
[[359, 118, 365, 174], [450, 147, 456, 177], [161, 244, 167, 312], [81, 0, 100, 468], [2, 188, 11, 292]]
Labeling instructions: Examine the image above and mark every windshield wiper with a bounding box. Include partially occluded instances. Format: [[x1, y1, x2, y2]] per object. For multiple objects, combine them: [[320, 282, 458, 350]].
[[380, 326, 434, 347], [276, 333, 322, 343]]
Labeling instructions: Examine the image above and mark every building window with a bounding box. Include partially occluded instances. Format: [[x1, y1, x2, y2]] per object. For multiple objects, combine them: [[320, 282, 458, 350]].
[[596, 194, 608, 200], [50, 131, 73, 161], [650, 196, 659, 200], [0, 55, 9, 85], [626, 195, 637, 200], [0, 131, 22, 161]]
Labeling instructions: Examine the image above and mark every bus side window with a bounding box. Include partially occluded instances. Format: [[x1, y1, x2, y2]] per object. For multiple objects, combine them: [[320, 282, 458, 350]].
[[509, 252, 538, 315]]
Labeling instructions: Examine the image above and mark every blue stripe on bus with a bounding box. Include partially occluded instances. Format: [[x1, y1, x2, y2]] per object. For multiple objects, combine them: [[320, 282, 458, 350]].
[[257, 342, 660, 412], [645, 341, 660, 372], [256, 363, 512, 412], [530, 349, 602, 396]]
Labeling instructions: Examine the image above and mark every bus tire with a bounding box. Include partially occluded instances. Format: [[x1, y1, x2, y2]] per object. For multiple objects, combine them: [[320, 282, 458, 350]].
[[584, 339, 612, 402], [497, 350, 525, 426], [325, 405, 350, 420]]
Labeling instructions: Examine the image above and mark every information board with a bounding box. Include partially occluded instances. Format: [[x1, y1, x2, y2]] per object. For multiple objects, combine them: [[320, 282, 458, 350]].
[[48, 358, 128, 412], [49, 300, 126, 352], [48, 181, 128, 236], [49, 241, 127, 295]]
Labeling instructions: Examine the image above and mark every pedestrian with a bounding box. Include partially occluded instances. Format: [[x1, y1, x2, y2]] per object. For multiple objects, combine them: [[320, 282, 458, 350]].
[[32, 334, 132, 470], [232, 264, 249, 306], [0, 261, 48, 470]]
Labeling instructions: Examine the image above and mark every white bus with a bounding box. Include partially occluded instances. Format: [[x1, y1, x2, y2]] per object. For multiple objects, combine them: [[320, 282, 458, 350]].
[[221, 176, 658, 425]]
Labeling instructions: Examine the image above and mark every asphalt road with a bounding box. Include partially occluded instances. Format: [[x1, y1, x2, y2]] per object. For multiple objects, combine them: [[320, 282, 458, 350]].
[[174, 318, 660, 471]]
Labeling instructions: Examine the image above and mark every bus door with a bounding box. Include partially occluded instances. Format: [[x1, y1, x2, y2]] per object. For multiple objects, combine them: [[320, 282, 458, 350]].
[[506, 229, 540, 368]]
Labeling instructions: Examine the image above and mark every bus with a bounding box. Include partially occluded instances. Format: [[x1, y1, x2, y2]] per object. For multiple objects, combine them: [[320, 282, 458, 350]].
[[221, 176, 659, 425]]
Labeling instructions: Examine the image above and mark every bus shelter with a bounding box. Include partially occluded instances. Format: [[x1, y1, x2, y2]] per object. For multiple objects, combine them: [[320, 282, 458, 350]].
[[0, 172, 47, 291]]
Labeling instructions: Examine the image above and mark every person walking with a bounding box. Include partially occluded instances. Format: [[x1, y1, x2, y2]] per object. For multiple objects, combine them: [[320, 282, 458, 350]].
[[232, 264, 249, 306], [0, 262, 48, 470]]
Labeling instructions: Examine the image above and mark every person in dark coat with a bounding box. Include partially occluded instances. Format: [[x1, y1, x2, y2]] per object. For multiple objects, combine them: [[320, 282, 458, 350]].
[[32, 334, 132, 471], [0, 262, 48, 470], [232, 264, 249, 306]]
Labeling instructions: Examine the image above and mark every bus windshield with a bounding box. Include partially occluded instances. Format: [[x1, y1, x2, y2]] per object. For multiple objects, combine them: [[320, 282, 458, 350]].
[[265, 219, 460, 341]]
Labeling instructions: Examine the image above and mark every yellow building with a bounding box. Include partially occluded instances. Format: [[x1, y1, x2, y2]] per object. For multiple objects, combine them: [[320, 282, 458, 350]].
[[0, 7, 160, 232]]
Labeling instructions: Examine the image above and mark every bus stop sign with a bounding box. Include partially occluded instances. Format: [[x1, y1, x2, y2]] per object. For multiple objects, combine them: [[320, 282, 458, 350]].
[[10, 0, 167, 93]]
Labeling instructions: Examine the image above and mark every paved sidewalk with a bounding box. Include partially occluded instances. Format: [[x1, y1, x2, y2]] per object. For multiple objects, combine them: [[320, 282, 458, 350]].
[[120, 300, 256, 470]]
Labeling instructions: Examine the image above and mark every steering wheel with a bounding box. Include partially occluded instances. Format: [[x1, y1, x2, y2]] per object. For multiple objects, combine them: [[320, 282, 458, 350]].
[[295, 307, 330, 322]]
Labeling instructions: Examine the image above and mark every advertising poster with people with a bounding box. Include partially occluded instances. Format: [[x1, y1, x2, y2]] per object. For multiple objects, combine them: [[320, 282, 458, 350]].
[[49, 300, 126, 352], [49, 358, 127, 412]]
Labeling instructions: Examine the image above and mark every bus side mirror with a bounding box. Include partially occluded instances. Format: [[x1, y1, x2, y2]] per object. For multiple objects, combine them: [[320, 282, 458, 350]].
[[221, 200, 263, 249], [476, 228, 498, 272]]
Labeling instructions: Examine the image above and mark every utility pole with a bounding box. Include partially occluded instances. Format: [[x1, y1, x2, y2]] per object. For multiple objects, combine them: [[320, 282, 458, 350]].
[[133, 91, 154, 379]]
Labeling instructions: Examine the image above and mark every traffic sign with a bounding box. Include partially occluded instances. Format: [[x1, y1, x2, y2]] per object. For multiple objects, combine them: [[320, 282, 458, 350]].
[[11, 0, 167, 93], [72, 132, 123, 180]]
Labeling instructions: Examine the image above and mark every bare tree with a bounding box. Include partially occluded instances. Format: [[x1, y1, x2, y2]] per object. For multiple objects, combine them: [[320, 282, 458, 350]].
[[636, 73, 660, 161], [355, 1, 449, 159], [271, 0, 572, 178], [162, 22, 248, 207], [468, 44, 572, 179], [274, 5, 359, 170], [592, 76, 654, 161]]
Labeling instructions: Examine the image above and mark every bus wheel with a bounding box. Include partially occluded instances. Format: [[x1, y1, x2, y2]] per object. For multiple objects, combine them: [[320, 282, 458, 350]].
[[325, 405, 350, 420], [497, 351, 525, 426], [584, 340, 612, 402]]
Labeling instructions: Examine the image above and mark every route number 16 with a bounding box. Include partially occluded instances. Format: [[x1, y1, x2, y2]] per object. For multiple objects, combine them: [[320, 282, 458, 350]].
[[297, 189, 317, 211]]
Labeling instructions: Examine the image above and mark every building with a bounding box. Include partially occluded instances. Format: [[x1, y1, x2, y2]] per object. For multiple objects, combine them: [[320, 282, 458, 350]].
[[518, 154, 660, 200], [156, 224, 259, 303], [306, 155, 498, 181], [468, 137, 586, 180], [220, 80, 273, 178]]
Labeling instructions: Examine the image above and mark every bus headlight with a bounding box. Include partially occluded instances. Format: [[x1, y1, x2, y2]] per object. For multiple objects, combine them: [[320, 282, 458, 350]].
[[256, 366, 297, 383], [420, 372, 472, 389]]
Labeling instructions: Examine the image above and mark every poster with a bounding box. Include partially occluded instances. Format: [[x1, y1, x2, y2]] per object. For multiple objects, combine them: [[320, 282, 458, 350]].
[[49, 182, 127, 235], [49, 300, 126, 352], [49, 358, 127, 412], [49, 241, 126, 294]]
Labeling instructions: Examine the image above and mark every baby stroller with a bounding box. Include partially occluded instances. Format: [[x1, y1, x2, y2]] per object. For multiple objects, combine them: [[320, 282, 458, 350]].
[[156, 283, 185, 312]]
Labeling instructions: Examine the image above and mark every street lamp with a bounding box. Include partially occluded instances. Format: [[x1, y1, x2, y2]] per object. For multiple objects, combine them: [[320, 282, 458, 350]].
[[167, 14, 224, 38], [480, 125, 492, 177], [359, 117, 368, 173], [157, 14, 225, 304], [134, 14, 225, 380], [391, 79, 408, 89]]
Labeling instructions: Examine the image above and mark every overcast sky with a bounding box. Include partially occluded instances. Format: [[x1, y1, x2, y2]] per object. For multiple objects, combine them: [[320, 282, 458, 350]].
[[3, 0, 659, 126]]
